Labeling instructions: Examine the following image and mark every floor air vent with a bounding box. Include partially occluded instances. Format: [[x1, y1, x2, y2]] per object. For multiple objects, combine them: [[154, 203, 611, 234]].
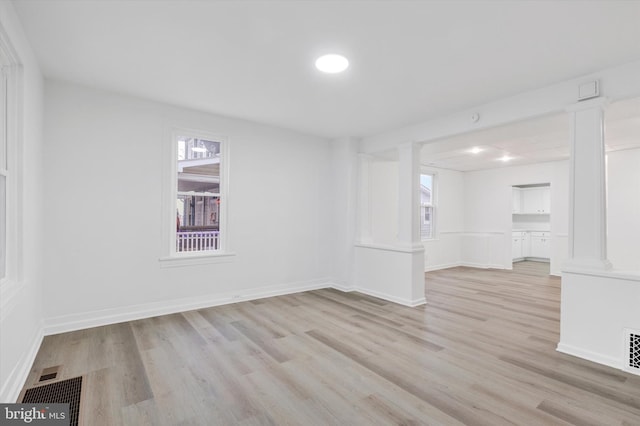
[[38, 366, 60, 382], [21, 376, 83, 426], [624, 329, 640, 376]]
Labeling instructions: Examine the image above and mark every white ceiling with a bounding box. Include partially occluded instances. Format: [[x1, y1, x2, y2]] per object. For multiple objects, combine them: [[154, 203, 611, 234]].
[[12, 1, 640, 139], [418, 97, 640, 172]]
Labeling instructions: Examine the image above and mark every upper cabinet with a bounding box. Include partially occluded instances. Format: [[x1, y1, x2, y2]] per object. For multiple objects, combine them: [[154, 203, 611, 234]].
[[513, 185, 550, 214], [512, 188, 522, 213]]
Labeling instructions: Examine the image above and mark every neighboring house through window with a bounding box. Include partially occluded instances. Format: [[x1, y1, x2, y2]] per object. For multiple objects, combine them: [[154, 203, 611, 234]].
[[160, 128, 232, 267], [175, 135, 224, 253]]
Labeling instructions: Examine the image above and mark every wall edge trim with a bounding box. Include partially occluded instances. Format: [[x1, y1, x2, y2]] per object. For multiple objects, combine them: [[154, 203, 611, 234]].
[[556, 342, 621, 370], [0, 323, 43, 403], [44, 278, 331, 335]]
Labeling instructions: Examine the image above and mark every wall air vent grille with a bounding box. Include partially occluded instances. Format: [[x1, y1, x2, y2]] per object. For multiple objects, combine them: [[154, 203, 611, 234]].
[[624, 329, 640, 376]]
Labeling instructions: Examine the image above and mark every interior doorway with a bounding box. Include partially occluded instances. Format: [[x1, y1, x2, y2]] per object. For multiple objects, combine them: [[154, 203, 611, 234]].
[[511, 183, 551, 268]]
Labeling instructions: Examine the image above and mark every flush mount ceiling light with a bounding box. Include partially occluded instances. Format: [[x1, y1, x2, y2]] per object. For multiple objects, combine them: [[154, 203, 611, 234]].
[[499, 155, 513, 162], [468, 147, 483, 154], [315, 54, 349, 74]]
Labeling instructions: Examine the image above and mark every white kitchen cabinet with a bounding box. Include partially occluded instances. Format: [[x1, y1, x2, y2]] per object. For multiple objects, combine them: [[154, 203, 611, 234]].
[[521, 187, 550, 214], [512, 236, 522, 259], [540, 188, 551, 213], [512, 188, 522, 213], [512, 231, 530, 260], [521, 232, 530, 257], [530, 232, 550, 258]]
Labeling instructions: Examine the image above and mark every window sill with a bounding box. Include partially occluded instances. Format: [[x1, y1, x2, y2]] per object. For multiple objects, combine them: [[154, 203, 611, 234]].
[[159, 252, 236, 268]]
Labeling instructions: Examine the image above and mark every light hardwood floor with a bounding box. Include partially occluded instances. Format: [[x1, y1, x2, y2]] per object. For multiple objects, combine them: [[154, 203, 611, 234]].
[[22, 262, 640, 425]]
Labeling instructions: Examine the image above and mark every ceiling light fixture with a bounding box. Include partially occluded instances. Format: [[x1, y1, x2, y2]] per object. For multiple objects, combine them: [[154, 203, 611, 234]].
[[468, 147, 483, 154], [315, 54, 349, 74], [499, 155, 513, 162]]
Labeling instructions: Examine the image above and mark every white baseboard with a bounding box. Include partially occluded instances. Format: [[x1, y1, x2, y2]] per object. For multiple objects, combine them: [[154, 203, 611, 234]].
[[424, 262, 461, 272], [328, 282, 425, 307], [556, 342, 622, 370], [44, 278, 332, 336], [329, 282, 356, 292], [460, 262, 506, 270], [0, 323, 43, 403], [44, 274, 432, 336], [326, 281, 425, 307], [5, 276, 426, 402], [349, 287, 426, 307]]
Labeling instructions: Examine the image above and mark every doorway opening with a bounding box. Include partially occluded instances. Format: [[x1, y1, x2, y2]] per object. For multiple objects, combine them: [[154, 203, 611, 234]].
[[511, 183, 551, 271]]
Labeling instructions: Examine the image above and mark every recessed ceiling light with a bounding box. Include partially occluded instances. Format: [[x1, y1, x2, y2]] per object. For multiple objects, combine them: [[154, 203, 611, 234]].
[[499, 155, 513, 162], [315, 54, 349, 74], [468, 147, 483, 154]]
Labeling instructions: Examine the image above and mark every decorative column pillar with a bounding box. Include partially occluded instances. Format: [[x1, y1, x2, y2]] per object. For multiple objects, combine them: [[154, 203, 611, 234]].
[[397, 143, 422, 249], [357, 154, 373, 244], [565, 97, 612, 270], [397, 142, 425, 304]]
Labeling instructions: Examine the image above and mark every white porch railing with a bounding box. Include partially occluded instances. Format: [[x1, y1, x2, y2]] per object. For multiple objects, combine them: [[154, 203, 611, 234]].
[[176, 230, 220, 252]]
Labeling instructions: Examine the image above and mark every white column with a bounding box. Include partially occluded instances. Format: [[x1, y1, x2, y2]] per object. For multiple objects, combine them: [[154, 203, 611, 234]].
[[330, 138, 359, 289], [565, 97, 612, 270], [397, 143, 422, 248], [357, 153, 373, 244], [397, 142, 425, 303]]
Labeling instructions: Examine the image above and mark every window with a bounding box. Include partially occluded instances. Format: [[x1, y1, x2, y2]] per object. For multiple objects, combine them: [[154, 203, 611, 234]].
[[0, 31, 20, 285], [160, 129, 232, 266], [175, 135, 224, 253], [420, 173, 435, 240], [0, 64, 7, 279]]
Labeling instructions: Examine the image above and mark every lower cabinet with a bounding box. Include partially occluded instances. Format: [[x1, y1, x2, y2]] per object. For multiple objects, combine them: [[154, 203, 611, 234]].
[[511, 231, 530, 260], [512, 236, 522, 259], [530, 232, 550, 258], [513, 231, 549, 260]]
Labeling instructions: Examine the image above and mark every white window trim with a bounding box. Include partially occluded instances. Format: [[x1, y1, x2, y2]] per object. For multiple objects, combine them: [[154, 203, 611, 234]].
[[420, 170, 437, 241], [0, 23, 24, 312], [159, 128, 235, 267]]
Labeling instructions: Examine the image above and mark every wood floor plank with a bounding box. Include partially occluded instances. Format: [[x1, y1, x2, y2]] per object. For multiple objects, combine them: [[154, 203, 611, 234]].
[[21, 261, 640, 424]]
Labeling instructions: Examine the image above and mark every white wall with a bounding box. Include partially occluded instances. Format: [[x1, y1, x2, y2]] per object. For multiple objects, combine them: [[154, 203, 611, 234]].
[[512, 214, 550, 231], [42, 80, 333, 332], [368, 160, 569, 274], [352, 152, 425, 306], [0, 2, 45, 402], [463, 161, 570, 274], [607, 148, 640, 272], [422, 167, 464, 271], [361, 60, 640, 154], [559, 270, 640, 370], [369, 160, 398, 245], [328, 138, 358, 289]]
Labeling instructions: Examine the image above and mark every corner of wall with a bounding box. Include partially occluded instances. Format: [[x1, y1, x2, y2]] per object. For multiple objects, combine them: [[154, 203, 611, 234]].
[[0, 320, 43, 402]]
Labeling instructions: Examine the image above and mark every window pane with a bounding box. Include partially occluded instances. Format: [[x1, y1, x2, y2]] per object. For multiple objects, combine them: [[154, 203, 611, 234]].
[[420, 174, 432, 204], [176, 195, 220, 252], [177, 137, 220, 193], [177, 195, 219, 228], [420, 205, 432, 240], [176, 136, 222, 253]]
